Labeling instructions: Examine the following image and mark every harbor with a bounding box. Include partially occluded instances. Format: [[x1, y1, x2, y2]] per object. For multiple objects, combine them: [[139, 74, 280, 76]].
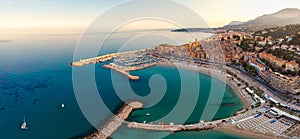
[[71, 50, 147, 67], [71, 48, 160, 80]]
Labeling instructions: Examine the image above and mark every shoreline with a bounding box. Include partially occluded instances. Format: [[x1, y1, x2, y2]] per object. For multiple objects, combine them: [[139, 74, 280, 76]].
[[103, 61, 256, 138]]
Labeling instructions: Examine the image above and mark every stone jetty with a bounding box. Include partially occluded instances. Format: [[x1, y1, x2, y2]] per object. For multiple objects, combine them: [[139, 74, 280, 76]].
[[127, 121, 216, 132], [83, 101, 143, 139], [102, 64, 140, 80]]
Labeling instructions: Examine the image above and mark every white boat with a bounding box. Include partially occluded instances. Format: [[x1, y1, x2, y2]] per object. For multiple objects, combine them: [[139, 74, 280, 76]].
[[61, 102, 65, 108], [145, 113, 150, 116], [21, 117, 28, 130]]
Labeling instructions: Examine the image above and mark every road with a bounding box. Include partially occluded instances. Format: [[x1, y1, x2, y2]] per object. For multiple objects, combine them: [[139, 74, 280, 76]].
[[227, 65, 300, 111]]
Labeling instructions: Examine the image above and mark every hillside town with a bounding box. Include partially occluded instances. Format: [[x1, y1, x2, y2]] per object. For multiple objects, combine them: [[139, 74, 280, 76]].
[[72, 23, 300, 138]]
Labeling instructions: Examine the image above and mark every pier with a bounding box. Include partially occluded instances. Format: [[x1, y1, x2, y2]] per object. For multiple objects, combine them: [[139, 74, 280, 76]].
[[127, 122, 216, 132], [103, 64, 140, 80], [71, 54, 117, 67], [127, 118, 227, 132], [83, 101, 143, 139]]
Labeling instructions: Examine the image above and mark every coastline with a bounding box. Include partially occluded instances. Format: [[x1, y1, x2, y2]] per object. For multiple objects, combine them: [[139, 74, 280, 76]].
[[82, 61, 274, 138], [155, 62, 269, 138], [101, 61, 256, 138]]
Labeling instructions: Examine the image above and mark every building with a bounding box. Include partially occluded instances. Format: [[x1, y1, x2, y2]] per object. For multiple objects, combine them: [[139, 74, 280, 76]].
[[260, 70, 300, 94], [243, 52, 256, 61], [259, 51, 276, 62], [259, 51, 287, 67], [273, 58, 287, 67], [286, 61, 299, 71], [187, 39, 207, 60], [248, 58, 265, 71]]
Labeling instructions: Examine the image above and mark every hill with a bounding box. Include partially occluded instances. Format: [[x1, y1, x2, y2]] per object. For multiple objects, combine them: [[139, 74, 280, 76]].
[[225, 8, 300, 30]]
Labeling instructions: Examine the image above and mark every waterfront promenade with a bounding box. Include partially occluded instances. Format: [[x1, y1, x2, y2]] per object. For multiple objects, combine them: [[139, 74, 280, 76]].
[[83, 101, 143, 139]]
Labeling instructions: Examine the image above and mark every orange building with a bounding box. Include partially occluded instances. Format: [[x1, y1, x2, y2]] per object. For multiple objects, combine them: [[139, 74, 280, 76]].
[[259, 51, 287, 67], [273, 58, 287, 67], [286, 61, 299, 71], [188, 38, 206, 59]]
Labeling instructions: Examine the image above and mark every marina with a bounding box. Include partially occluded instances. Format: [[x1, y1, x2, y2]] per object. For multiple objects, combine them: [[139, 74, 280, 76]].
[[71, 50, 147, 67]]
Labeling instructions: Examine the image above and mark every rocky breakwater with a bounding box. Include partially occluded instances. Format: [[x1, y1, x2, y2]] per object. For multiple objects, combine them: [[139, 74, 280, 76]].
[[83, 101, 143, 139]]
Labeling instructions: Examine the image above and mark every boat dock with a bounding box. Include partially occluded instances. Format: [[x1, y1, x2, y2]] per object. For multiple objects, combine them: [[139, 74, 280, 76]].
[[83, 101, 143, 139]]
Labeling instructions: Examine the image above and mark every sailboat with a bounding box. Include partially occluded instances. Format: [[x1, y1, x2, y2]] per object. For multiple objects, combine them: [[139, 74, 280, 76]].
[[61, 101, 65, 108], [21, 117, 28, 130]]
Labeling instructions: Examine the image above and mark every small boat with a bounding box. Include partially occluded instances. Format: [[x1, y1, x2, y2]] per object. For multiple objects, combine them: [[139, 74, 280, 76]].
[[61, 102, 65, 108], [21, 117, 28, 130], [145, 113, 150, 116]]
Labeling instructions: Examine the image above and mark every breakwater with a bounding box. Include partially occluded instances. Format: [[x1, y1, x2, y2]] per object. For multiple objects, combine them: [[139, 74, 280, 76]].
[[83, 101, 143, 139], [102, 64, 140, 80]]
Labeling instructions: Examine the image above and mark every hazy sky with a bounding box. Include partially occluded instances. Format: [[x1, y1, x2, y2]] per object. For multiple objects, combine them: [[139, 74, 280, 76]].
[[0, 0, 300, 34]]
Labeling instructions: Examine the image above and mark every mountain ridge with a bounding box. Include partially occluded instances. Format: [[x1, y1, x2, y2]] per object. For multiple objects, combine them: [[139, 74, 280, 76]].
[[224, 8, 300, 30]]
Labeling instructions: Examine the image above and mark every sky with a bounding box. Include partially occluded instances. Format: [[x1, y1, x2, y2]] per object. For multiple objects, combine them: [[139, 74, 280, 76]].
[[0, 0, 300, 34]]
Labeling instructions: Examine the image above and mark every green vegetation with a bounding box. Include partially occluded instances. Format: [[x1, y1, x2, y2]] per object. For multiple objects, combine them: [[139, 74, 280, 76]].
[[237, 40, 254, 52], [288, 33, 300, 45], [265, 49, 299, 62], [261, 58, 299, 75], [242, 62, 258, 76], [255, 24, 300, 45]]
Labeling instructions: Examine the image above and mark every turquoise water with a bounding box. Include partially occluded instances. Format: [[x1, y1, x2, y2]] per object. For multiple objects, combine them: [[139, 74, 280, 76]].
[[113, 124, 254, 139], [0, 30, 253, 138]]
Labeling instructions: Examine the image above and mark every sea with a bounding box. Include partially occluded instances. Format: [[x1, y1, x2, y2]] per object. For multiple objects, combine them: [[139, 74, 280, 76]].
[[0, 29, 254, 139]]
